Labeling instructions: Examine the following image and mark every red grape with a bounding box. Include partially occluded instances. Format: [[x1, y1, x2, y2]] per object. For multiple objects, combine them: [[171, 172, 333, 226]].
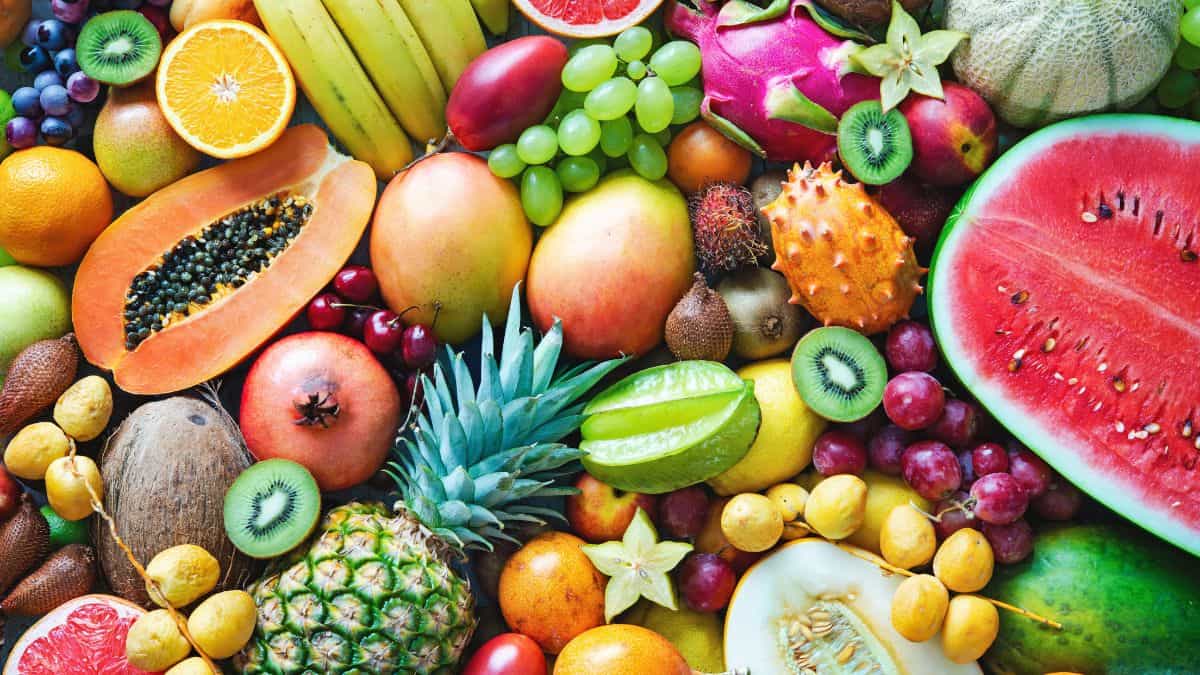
[[867, 424, 911, 476], [658, 486, 710, 539], [402, 324, 438, 369], [306, 292, 345, 331], [927, 399, 979, 447], [812, 430, 868, 476], [834, 408, 884, 441], [883, 372, 945, 430], [1032, 478, 1082, 521], [956, 450, 976, 488], [901, 440, 962, 500], [969, 473, 1028, 525], [885, 320, 938, 372], [678, 552, 736, 613], [934, 491, 978, 540], [364, 310, 404, 354], [970, 442, 1009, 476], [1008, 446, 1053, 498], [334, 265, 379, 303], [982, 519, 1034, 564]]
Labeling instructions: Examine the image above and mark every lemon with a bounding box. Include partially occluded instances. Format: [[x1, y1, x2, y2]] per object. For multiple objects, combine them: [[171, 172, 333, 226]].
[[625, 600, 724, 672], [708, 359, 827, 495]]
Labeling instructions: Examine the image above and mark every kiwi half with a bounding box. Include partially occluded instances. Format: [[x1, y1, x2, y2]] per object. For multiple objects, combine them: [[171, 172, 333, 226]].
[[837, 100, 913, 185], [791, 326, 886, 422], [76, 10, 162, 86], [223, 459, 321, 559]]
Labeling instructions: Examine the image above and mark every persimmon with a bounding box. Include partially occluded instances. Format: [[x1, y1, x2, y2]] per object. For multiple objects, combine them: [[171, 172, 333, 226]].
[[667, 121, 753, 193]]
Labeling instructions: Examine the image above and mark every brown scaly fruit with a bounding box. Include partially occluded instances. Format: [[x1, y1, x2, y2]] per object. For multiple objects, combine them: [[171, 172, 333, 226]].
[[1, 544, 96, 616], [763, 162, 924, 334], [0, 494, 50, 594], [665, 273, 734, 361], [690, 182, 768, 275], [0, 334, 78, 434]]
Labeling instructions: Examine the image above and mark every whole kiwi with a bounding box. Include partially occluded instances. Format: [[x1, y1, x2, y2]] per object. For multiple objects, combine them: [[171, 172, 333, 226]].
[[717, 268, 810, 360], [665, 273, 734, 361], [750, 170, 786, 263]]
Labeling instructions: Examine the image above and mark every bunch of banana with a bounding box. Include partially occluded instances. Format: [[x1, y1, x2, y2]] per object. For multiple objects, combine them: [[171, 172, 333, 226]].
[[253, 0, 498, 179]]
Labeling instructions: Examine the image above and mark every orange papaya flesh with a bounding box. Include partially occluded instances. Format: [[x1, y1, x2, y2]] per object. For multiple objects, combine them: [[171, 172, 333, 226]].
[[73, 124, 377, 395]]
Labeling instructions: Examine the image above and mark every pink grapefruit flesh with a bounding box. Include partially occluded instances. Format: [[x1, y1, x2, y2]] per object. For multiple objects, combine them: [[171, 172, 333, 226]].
[[513, 0, 663, 37]]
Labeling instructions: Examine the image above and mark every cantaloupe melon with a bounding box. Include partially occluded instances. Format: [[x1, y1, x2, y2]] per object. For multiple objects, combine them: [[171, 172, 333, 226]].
[[945, 0, 1180, 128]]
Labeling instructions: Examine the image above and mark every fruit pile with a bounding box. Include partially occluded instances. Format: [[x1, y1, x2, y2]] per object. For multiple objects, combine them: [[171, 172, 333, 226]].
[[2, 0, 1200, 673]]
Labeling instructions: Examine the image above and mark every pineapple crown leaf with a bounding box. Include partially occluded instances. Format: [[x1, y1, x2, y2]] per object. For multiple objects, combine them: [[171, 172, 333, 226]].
[[392, 283, 627, 551]]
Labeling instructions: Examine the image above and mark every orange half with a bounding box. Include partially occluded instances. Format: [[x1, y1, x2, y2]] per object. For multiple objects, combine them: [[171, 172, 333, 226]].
[[156, 20, 296, 158]]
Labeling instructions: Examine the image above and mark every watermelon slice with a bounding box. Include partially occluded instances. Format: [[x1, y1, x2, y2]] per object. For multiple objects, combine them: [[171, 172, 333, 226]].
[[929, 115, 1200, 556], [3, 594, 159, 675]]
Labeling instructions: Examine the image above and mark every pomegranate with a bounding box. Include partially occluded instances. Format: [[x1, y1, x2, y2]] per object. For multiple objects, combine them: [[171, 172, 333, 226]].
[[240, 332, 402, 491]]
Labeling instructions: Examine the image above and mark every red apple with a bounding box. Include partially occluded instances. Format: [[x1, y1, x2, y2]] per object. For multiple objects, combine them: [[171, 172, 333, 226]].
[[0, 464, 22, 521], [566, 473, 658, 543], [899, 82, 998, 186]]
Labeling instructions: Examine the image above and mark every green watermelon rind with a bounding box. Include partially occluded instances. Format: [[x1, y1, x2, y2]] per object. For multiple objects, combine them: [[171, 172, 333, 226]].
[[927, 113, 1200, 557]]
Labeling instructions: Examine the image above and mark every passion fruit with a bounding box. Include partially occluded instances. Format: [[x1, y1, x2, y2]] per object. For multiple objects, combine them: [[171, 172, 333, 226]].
[[880, 503, 936, 569], [890, 574, 949, 642], [554, 624, 691, 675], [933, 528, 994, 593], [804, 474, 868, 540], [940, 594, 999, 664], [499, 531, 605, 654], [721, 493, 784, 553]]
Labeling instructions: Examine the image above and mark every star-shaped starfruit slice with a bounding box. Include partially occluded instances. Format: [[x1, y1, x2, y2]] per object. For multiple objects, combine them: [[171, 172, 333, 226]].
[[850, 1, 966, 112], [581, 507, 693, 622]]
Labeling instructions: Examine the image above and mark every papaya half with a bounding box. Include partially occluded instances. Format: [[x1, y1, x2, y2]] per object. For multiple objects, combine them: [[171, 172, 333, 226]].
[[73, 124, 376, 395]]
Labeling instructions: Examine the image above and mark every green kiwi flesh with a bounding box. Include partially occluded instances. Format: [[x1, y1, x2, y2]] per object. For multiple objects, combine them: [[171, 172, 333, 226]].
[[837, 100, 913, 185], [790, 326, 886, 422], [223, 459, 321, 559], [77, 10, 163, 86]]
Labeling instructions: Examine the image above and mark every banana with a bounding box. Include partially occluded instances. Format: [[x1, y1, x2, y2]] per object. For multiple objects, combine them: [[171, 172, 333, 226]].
[[322, 0, 448, 144], [469, 0, 510, 36], [397, 0, 488, 91], [253, 0, 413, 179]]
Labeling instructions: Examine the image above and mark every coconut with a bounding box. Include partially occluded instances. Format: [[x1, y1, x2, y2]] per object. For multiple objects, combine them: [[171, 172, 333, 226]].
[[95, 393, 258, 607]]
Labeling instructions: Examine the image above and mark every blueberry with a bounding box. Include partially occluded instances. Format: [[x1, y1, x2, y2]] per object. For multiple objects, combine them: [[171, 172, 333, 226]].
[[40, 116, 74, 146], [53, 48, 78, 77], [35, 20, 69, 51], [66, 104, 86, 128], [11, 87, 42, 118], [19, 19, 39, 47], [33, 70, 63, 91], [18, 46, 50, 73], [40, 85, 72, 117]]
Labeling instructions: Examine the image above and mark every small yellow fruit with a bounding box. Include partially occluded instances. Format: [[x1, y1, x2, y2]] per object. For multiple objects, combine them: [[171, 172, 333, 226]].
[[126, 609, 191, 671], [720, 493, 783, 552], [187, 590, 257, 659], [53, 375, 113, 441], [146, 544, 221, 608], [44, 455, 102, 521], [941, 594, 999, 663], [781, 520, 811, 541], [803, 474, 868, 540], [880, 504, 937, 569], [166, 657, 218, 675], [933, 528, 995, 593], [890, 574, 949, 642], [765, 483, 808, 522], [3, 422, 70, 480]]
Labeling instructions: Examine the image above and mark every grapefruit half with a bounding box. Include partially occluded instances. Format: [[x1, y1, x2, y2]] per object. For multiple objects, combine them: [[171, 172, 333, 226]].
[[513, 0, 664, 37], [3, 594, 156, 675]]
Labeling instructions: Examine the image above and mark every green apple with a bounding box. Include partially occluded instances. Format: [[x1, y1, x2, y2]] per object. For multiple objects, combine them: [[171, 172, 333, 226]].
[[0, 266, 71, 380]]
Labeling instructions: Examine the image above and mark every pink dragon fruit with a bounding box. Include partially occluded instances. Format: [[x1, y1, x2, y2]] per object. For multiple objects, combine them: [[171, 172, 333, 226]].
[[666, 0, 880, 162]]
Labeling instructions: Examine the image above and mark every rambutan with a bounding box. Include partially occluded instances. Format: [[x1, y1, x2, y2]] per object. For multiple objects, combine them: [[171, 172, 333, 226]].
[[689, 181, 768, 275]]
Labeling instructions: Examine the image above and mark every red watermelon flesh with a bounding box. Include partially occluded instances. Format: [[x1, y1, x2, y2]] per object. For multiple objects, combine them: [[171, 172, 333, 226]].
[[929, 115, 1200, 556]]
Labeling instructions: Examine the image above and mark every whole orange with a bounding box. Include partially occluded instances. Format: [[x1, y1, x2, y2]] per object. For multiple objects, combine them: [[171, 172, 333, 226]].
[[553, 625, 692, 675], [0, 147, 113, 266], [667, 121, 753, 194], [498, 531, 605, 654]]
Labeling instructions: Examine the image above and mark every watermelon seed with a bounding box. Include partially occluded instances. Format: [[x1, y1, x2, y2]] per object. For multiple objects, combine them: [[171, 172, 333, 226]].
[[1098, 203, 1113, 219], [1053, 372, 1064, 381], [1093, 402, 1103, 412], [1098, 362, 1108, 372], [1194, 437, 1200, 450], [1068, 377, 1079, 385], [1075, 337, 1089, 352], [1132, 197, 1140, 216], [1011, 290, 1030, 305], [1041, 337, 1057, 353], [1153, 211, 1164, 236], [1112, 376, 1127, 393], [995, 329, 1012, 336], [1181, 249, 1197, 263], [1116, 421, 1126, 433], [1116, 191, 1125, 210], [1144, 423, 1161, 435], [1080, 211, 1098, 223], [1180, 419, 1193, 438]]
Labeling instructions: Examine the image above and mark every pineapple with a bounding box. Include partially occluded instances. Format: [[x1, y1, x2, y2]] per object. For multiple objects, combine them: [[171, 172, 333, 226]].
[[234, 286, 624, 674]]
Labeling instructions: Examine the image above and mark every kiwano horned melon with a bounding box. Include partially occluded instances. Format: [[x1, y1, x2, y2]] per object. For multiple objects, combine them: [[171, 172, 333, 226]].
[[929, 115, 1200, 556], [73, 125, 376, 395], [763, 162, 923, 335]]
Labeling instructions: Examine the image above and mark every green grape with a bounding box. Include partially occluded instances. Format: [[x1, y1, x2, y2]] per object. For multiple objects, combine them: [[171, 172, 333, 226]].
[[614, 26, 654, 62], [521, 166, 564, 227], [636, 77, 675, 133], [517, 125, 559, 165], [562, 45, 619, 92], [599, 116, 634, 157], [569, 38, 607, 55], [1157, 68, 1198, 109], [545, 89, 588, 126], [488, 144, 526, 178], [1184, 6, 1200, 47], [670, 86, 703, 125], [587, 148, 609, 174], [1177, 41, 1200, 71], [628, 133, 668, 180], [557, 156, 601, 192], [558, 109, 602, 156], [584, 77, 638, 120], [626, 60, 648, 81], [649, 41, 702, 86], [654, 128, 672, 147]]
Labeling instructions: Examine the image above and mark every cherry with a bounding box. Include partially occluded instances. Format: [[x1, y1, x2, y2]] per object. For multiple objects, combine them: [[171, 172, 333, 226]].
[[340, 307, 373, 339], [812, 430, 868, 476], [364, 310, 404, 354], [405, 370, 428, 411], [334, 265, 379, 303], [306, 292, 346, 331], [402, 324, 438, 369]]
